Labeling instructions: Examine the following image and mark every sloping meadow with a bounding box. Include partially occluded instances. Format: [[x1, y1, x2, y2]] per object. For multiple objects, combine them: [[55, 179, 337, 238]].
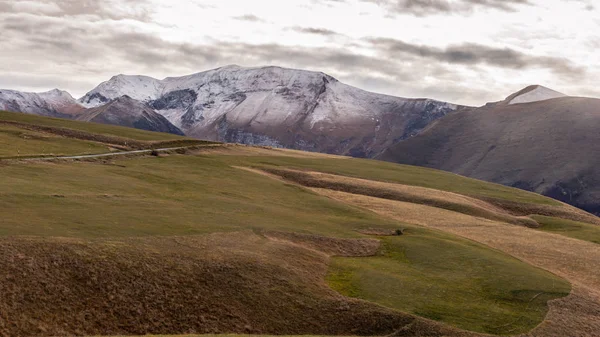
[[2, 144, 595, 336]]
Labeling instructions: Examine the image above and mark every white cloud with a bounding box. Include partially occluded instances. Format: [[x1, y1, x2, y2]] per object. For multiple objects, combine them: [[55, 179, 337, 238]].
[[0, 0, 597, 105]]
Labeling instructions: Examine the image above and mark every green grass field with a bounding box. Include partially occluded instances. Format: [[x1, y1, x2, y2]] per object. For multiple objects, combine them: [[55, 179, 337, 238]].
[[0, 152, 573, 334], [532, 215, 600, 244], [0, 110, 185, 141], [0, 155, 400, 237], [2, 113, 595, 336], [326, 228, 570, 335], [0, 124, 110, 158]]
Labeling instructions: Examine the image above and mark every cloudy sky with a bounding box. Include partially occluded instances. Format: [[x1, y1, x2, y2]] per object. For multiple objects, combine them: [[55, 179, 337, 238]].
[[0, 0, 598, 106]]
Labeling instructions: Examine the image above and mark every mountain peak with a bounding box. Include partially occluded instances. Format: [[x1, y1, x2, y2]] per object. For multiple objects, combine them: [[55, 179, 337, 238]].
[[80, 74, 163, 107], [40, 88, 74, 99], [507, 85, 566, 105]]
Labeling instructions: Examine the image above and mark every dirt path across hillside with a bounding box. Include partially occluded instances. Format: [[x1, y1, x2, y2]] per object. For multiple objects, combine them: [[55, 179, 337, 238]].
[[0, 145, 218, 162], [314, 189, 600, 337]]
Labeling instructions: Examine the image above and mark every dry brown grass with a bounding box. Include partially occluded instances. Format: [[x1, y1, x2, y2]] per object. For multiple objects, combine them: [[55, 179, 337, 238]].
[[261, 167, 600, 228], [480, 197, 600, 226], [189, 144, 346, 159], [314, 189, 600, 337], [262, 168, 542, 228], [0, 232, 481, 337], [262, 231, 381, 257]]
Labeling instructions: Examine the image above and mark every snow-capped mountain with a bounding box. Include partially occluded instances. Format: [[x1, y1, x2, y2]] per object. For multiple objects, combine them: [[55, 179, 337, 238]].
[[507, 85, 566, 105], [80, 65, 466, 156], [0, 88, 183, 135], [1, 65, 468, 156], [0, 89, 84, 117], [80, 75, 163, 107]]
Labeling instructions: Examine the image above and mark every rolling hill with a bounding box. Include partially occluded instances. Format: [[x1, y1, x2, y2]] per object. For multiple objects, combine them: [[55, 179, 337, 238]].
[[378, 85, 600, 215], [0, 110, 207, 159], [1, 110, 599, 337]]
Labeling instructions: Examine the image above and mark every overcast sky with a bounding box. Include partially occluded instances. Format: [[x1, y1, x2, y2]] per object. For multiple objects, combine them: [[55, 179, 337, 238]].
[[0, 0, 598, 106]]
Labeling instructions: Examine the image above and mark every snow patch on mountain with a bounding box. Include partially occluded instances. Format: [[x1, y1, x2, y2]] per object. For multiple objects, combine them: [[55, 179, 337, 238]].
[[79, 65, 465, 157], [79, 75, 163, 107], [77, 95, 183, 135], [81, 65, 459, 131], [0, 88, 83, 116], [509, 85, 566, 105]]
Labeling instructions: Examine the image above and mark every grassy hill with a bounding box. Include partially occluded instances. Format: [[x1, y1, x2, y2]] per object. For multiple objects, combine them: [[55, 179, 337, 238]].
[[0, 110, 185, 141], [1, 111, 599, 337], [0, 110, 208, 159]]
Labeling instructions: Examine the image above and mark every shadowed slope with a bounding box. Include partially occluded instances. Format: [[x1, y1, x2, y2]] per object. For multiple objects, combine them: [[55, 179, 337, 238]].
[[76, 96, 184, 136], [378, 93, 600, 215]]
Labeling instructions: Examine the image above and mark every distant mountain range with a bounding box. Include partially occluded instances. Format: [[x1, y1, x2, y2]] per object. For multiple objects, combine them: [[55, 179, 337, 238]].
[[0, 65, 464, 157], [1, 66, 598, 214]]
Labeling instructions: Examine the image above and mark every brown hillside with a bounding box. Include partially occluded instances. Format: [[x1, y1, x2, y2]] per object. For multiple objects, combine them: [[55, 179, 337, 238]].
[[377, 95, 600, 215], [0, 232, 478, 337]]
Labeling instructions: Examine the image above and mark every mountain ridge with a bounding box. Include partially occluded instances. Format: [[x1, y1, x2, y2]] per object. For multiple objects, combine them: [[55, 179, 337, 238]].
[[377, 86, 600, 215], [2, 65, 468, 157], [0, 88, 84, 118]]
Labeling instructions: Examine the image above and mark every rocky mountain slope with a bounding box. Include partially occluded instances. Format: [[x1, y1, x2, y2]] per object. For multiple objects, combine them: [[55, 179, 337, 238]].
[[76, 96, 184, 135], [80, 65, 465, 157], [377, 85, 600, 214], [1, 66, 465, 156], [0, 89, 84, 118], [0, 88, 183, 136]]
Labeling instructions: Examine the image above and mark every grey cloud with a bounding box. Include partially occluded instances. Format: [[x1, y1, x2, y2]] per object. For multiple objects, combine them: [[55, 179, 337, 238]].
[[233, 14, 265, 22], [359, 0, 530, 15], [368, 38, 584, 77], [0, 0, 594, 105], [588, 38, 600, 48], [290, 27, 341, 36], [564, 0, 595, 11], [0, 1, 11, 12], [0, 73, 97, 93], [0, 13, 398, 78], [463, 0, 530, 11], [0, 0, 152, 21]]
